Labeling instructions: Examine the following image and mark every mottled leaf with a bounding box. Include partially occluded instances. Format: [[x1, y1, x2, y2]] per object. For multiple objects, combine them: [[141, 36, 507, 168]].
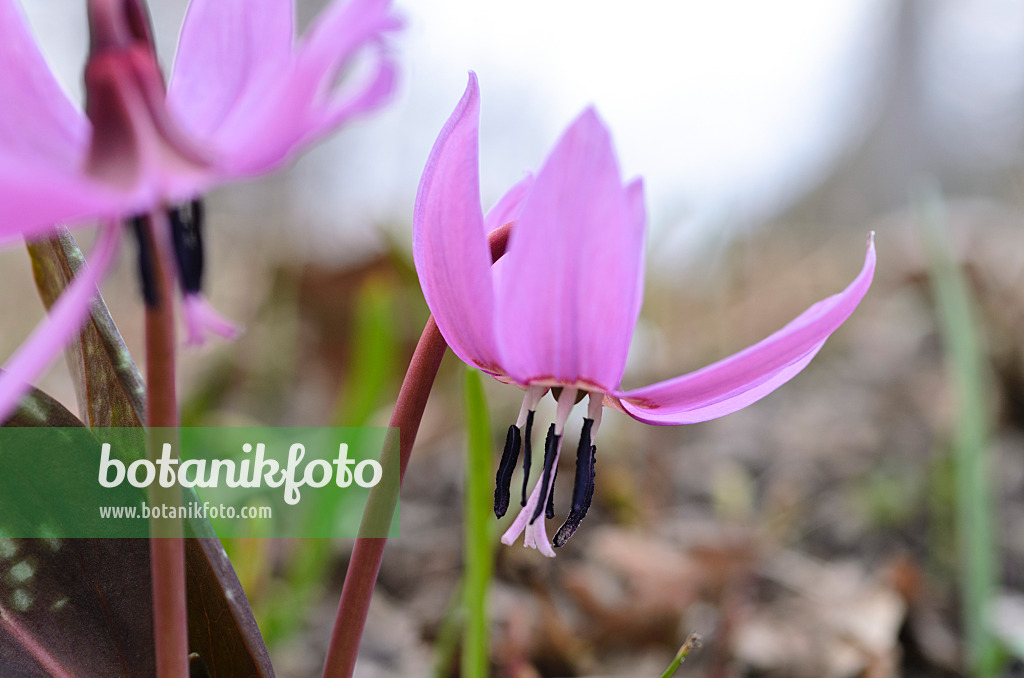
[[0, 535, 156, 677], [26, 227, 145, 428], [185, 538, 276, 678], [1, 379, 85, 428], [17, 231, 276, 676]]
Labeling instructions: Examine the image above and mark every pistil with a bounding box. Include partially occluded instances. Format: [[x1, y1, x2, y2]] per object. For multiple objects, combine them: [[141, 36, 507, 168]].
[[520, 409, 534, 506], [529, 424, 557, 523]]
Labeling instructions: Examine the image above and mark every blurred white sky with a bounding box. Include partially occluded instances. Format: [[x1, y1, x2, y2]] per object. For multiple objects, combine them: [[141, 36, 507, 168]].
[[26, 0, 1023, 266], [304, 0, 895, 262]]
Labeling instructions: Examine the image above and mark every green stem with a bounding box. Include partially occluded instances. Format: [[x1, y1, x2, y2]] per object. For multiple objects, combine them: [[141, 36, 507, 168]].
[[321, 223, 512, 678], [918, 192, 999, 676], [462, 369, 492, 678], [142, 215, 188, 678]]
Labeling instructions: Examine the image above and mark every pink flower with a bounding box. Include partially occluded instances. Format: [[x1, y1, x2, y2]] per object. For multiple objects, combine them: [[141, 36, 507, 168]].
[[413, 74, 876, 557], [0, 0, 400, 420]]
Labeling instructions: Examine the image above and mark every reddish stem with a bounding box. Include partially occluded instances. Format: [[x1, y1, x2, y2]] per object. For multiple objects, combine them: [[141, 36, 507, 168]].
[[321, 223, 512, 678], [142, 215, 188, 678]]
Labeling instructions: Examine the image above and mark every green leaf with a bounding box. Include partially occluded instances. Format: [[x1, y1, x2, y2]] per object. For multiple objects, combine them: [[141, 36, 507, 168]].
[[333, 276, 399, 428], [918, 189, 1001, 677], [462, 368, 493, 678]]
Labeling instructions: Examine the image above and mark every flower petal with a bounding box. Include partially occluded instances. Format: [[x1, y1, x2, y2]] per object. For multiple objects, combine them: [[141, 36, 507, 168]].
[[0, 221, 122, 422], [0, 160, 124, 246], [495, 109, 642, 390], [179, 0, 401, 175], [313, 49, 397, 135], [624, 177, 646, 350], [484, 174, 534, 298], [483, 174, 534, 233], [412, 73, 502, 373], [0, 0, 88, 168], [613, 235, 877, 424], [295, 0, 401, 97], [0, 0, 110, 239], [167, 0, 294, 142], [182, 294, 242, 347]]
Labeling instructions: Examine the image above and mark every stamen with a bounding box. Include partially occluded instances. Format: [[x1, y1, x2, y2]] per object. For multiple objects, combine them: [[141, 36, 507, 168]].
[[515, 386, 545, 507], [129, 215, 158, 308], [494, 425, 520, 518], [584, 445, 597, 515], [553, 419, 597, 548], [554, 387, 577, 436], [529, 424, 558, 524], [170, 200, 205, 295], [520, 410, 534, 506], [588, 392, 603, 437]]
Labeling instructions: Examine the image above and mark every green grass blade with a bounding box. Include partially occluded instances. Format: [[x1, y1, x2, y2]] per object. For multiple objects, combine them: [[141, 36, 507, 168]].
[[918, 190, 1000, 677], [658, 634, 702, 678], [334, 277, 399, 428], [432, 585, 464, 678], [462, 368, 493, 678]]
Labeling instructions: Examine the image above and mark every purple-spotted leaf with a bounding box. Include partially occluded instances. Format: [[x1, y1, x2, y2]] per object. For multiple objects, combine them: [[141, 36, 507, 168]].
[[18, 231, 276, 676], [0, 423, 274, 676], [0, 535, 156, 676], [26, 226, 145, 428]]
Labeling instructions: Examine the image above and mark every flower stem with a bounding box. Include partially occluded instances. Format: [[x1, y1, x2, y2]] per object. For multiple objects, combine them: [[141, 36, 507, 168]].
[[321, 223, 512, 678], [141, 215, 188, 678]]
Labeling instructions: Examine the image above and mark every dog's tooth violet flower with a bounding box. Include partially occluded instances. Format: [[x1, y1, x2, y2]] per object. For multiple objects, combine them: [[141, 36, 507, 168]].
[[413, 73, 876, 557], [0, 0, 400, 419]]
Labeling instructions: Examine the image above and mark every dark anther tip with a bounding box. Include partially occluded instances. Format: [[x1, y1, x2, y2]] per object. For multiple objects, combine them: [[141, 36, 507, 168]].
[[494, 424, 521, 518], [545, 464, 558, 520], [129, 215, 159, 308], [555, 427, 599, 548], [552, 514, 579, 548], [170, 199, 206, 295]]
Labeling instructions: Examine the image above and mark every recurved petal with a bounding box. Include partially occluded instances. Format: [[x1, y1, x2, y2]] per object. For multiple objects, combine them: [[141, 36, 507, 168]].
[[0, 0, 88, 167], [193, 0, 399, 176], [0, 221, 122, 422], [296, 0, 401, 86], [167, 0, 294, 142], [614, 235, 877, 425], [412, 73, 502, 373], [310, 47, 397, 141], [496, 109, 642, 390]]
